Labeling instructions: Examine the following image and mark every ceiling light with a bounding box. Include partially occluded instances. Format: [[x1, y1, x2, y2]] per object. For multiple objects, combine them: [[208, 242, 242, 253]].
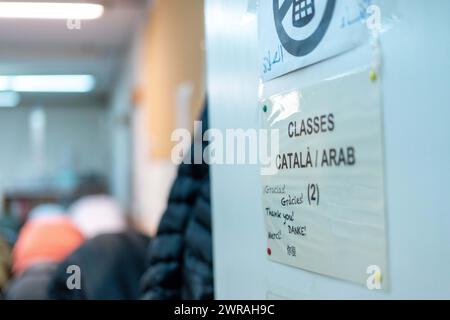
[[0, 75, 96, 93], [0, 2, 104, 20], [0, 91, 21, 108]]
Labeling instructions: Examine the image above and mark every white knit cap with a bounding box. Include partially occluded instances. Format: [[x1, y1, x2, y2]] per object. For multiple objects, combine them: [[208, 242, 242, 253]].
[[69, 195, 127, 239]]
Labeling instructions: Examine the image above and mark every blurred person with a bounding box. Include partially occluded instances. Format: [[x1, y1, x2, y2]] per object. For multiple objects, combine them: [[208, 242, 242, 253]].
[[69, 195, 127, 239], [48, 231, 150, 300], [140, 104, 213, 300], [11, 206, 83, 275], [28, 204, 65, 220], [0, 235, 12, 296], [5, 208, 84, 300], [0, 211, 21, 247], [4, 262, 57, 300]]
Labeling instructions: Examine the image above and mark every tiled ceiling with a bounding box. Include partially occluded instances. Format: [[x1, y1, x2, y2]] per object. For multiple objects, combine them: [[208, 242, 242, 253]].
[[0, 0, 149, 97]]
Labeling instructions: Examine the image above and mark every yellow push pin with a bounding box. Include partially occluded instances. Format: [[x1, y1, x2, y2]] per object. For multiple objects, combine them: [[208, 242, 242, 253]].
[[369, 69, 377, 82], [374, 271, 382, 284]]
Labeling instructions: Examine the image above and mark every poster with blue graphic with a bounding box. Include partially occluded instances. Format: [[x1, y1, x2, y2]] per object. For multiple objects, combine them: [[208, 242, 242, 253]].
[[259, 0, 372, 81]]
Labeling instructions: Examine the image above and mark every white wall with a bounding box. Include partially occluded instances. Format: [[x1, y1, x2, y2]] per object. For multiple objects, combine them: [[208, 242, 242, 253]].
[[132, 103, 177, 235], [206, 0, 450, 299], [108, 22, 178, 234], [0, 103, 109, 205], [109, 60, 134, 211]]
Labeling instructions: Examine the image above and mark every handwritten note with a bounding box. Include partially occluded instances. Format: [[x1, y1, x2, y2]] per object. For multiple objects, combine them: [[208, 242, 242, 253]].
[[260, 67, 388, 286]]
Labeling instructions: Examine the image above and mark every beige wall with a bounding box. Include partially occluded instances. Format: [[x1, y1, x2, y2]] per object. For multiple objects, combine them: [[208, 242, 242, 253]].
[[131, 0, 205, 234], [139, 0, 205, 160]]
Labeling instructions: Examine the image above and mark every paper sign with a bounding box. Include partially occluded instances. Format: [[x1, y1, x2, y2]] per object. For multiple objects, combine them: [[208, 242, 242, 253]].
[[259, 0, 372, 81], [260, 67, 387, 286]]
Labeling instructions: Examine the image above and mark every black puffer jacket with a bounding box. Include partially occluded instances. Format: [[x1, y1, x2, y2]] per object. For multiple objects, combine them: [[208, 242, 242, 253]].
[[141, 106, 213, 300]]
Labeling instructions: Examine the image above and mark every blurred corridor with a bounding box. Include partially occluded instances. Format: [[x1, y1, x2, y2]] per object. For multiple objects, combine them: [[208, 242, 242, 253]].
[[0, 0, 205, 235], [0, 0, 209, 300]]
